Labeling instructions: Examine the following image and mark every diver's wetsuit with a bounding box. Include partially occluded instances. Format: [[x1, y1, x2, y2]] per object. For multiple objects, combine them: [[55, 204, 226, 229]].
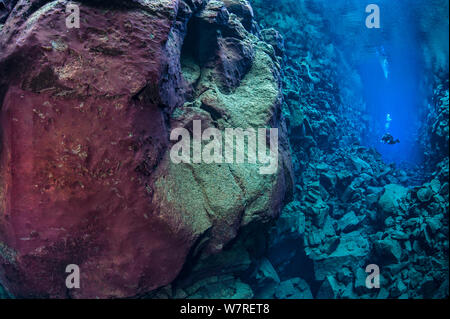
[[381, 133, 400, 145]]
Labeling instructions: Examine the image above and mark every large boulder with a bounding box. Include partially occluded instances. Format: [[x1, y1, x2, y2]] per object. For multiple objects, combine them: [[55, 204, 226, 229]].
[[378, 184, 409, 216], [311, 231, 370, 281], [0, 0, 292, 298]]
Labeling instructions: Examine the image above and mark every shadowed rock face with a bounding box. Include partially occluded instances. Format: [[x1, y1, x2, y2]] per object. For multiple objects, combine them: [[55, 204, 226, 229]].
[[0, 0, 17, 24], [0, 0, 292, 298]]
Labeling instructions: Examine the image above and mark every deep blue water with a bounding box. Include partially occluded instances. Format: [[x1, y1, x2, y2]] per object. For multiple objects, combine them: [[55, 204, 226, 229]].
[[357, 1, 426, 166], [359, 36, 424, 165], [306, 0, 448, 167]]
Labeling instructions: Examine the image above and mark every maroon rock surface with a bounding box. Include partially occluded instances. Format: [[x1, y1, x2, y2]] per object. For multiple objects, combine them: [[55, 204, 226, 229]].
[[0, 0, 292, 298]]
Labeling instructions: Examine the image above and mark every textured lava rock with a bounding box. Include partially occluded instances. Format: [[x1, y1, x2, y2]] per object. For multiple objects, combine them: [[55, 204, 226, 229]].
[[378, 184, 408, 216], [222, 0, 253, 31], [0, 0, 292, 298], [0, 0, 17, 24]]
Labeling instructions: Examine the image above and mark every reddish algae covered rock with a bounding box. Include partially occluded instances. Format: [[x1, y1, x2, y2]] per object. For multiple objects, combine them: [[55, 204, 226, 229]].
[[0, 0, 292, 298]]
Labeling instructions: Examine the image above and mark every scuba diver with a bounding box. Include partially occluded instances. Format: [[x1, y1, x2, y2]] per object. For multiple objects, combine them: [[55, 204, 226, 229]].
[[381, 114, 399, 144], [381, 132, 400, 145]]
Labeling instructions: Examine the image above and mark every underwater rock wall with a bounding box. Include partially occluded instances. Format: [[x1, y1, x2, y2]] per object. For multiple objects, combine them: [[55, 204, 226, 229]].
[[0, 0, 292, 298], [0, 0, 17, 24], [148, 0, 448, 299], [420, 79, 449, 174], [0, 0, 447, 299], [247, 0, 449, 299]]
